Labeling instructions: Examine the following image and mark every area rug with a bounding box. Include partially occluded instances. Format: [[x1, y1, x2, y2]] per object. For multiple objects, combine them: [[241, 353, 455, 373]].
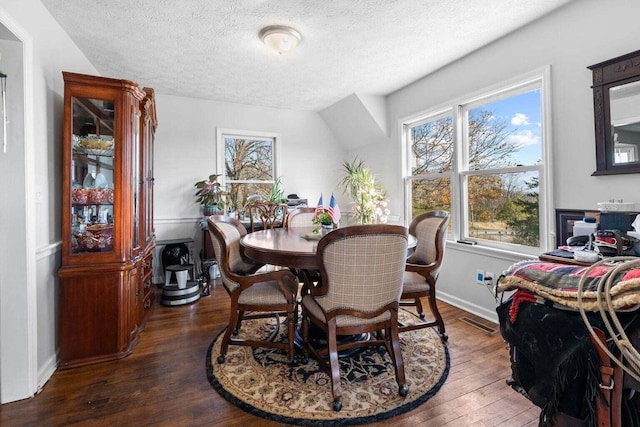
[[206, 309, 450, 425]]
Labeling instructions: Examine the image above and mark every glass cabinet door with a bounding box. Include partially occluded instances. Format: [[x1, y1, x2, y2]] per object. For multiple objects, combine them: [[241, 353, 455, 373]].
[[70, 96, 116, 253]]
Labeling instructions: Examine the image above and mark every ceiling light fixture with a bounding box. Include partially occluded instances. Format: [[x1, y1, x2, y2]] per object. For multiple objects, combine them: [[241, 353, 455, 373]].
[[259, 25, 301, 55]]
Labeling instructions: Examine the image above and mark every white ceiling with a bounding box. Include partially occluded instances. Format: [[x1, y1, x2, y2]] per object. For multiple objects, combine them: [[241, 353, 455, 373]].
[[39, 0, 573, 111]]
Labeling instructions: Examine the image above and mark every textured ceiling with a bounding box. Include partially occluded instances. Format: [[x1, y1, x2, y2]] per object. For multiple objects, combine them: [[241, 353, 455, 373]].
[[40, 0, 573, 111]]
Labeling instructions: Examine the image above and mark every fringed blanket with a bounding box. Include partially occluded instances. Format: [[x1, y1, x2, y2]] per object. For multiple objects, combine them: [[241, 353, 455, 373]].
[[497, 298, 603, 426], [497, 260, 640, 311]]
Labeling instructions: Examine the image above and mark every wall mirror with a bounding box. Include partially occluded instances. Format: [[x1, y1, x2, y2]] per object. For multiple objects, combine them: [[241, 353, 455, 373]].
[[588, 49, 640, 175]]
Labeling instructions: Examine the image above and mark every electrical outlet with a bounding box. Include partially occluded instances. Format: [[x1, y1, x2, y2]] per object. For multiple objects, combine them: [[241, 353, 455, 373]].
[[484, 271, 495, 287], [476, 269, 485, 285]]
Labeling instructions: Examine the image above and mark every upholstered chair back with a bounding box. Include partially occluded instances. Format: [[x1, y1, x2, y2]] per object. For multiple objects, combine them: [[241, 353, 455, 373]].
[[408, 211, 450, 279], [316, 225, 408, 316], [286, 207, 317, 228], [207, 215, 262, 294]]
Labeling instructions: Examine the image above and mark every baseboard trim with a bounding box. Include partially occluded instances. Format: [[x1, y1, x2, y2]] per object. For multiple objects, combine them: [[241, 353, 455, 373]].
[[437, 291, 499, 324], [37, 352, 58, 396]]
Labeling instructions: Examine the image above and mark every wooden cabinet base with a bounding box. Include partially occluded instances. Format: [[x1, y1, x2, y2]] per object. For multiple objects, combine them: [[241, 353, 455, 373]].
[[58, 257, 151, 369], [58, 336, 140, 370]]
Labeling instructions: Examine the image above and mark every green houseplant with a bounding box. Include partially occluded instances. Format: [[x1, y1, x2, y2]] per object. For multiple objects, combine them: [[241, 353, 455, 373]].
[[194, 174, 225, 215], [312, 209, 336, 234], [339, 158, 390, 224], [267, 176, 287, 203]]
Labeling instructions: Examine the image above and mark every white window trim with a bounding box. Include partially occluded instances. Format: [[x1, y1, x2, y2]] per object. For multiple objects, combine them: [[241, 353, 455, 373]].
[[215, 127, 282, 188], [400, 66, 554, 256]]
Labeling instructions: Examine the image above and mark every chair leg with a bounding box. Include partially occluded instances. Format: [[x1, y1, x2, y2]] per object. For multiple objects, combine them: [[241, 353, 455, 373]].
[[327, 320, 343, 411], [233, 309, 244, 335], [388, 315, 408, 397], [427, 291, 446, 339], [218, 308, 240, 363], [414, 297, 425, 319]]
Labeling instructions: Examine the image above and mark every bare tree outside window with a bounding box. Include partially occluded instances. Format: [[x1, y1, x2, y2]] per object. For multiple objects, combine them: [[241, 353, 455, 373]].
[[222, 135, 275, 211], [406, 84, 545, 249]]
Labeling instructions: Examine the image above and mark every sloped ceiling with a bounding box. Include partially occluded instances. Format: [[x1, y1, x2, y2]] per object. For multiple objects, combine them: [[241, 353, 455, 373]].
[[320, 94, 388, 150]]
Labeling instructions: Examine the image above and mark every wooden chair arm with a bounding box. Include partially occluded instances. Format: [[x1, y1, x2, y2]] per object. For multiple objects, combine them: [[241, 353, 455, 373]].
[[405, 261, 437, 276], [231, 269, 298, 296], [322, 302, 396, 322]]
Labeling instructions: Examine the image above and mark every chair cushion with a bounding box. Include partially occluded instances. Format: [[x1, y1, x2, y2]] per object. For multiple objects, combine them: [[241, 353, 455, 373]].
[[238, 280, 292, 306], [402, 271, 431, 293]]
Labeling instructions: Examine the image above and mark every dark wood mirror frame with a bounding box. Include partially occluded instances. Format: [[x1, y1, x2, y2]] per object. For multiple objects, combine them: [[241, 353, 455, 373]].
[[588, 49, 640, 175]]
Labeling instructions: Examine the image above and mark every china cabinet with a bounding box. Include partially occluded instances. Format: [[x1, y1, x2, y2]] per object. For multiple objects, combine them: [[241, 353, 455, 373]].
[[57, 72, 156, 369]]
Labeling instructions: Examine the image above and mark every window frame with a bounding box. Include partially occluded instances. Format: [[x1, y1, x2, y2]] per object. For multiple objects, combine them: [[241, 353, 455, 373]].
[[216, 127, 282, 200], [402, 67, 554, 255]]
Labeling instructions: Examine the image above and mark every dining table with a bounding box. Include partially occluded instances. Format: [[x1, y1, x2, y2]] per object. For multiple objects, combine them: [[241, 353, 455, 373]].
[[240, 225, 417, 274], [240, 226, 321, 270]]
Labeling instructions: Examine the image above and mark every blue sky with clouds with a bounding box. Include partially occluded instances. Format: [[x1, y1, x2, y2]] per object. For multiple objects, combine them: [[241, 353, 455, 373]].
[[474, 89, 542, 165]]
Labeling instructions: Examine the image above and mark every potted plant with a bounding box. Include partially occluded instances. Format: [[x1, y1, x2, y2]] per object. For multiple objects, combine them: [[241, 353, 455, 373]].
[[339, 158, 390, 224], [267, 176, 287, 203], [312, 209, 336, 234], [194, 174, 226, 216]]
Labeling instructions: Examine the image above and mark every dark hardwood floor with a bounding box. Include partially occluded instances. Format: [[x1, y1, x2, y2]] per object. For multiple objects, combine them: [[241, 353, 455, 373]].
[[0, 281, 539, 426]]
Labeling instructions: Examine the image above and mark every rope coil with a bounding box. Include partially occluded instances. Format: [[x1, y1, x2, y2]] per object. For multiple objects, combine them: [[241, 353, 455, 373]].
[[577, 256, 640, 384]]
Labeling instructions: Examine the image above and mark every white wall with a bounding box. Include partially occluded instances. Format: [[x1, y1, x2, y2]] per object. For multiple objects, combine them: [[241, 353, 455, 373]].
[[153, 94, 346, 277], [355, 0, 640, 321], [0, 0, 97, 403]]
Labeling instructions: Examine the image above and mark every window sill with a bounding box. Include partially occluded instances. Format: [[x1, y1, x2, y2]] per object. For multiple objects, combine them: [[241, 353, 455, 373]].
[[448, 239, 536, 263]]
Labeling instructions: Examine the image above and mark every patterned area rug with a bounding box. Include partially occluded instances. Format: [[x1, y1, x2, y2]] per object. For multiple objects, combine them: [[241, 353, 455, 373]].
[[206, 309, 449, 425]]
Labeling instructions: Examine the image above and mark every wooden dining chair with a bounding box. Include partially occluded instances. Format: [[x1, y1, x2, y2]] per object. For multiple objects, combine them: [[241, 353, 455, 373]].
[[286, 207, 317, 228], [400, 210, 450, 339], [301, 224, 409, 411], [246, 200, 288, 232], [207, 215, 298, 362]]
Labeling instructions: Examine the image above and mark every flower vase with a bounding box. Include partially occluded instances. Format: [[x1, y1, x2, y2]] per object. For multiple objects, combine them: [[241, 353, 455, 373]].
[[321, 224, 334, 235]]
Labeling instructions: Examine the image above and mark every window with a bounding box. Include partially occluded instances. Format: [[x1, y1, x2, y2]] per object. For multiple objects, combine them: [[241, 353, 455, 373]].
[[403, 70, 551, 254], [216, 128, 280, 211]]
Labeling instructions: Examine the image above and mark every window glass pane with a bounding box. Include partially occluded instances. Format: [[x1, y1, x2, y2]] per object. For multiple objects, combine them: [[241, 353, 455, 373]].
[[409, 116, 453, 175], [227, 182, 272, 211], [223, 135, 275, 211], [467, 171, 539, 247], [224, 137, 274, 181], [410, 177, 452, 223], [468, 89, 541, 170]]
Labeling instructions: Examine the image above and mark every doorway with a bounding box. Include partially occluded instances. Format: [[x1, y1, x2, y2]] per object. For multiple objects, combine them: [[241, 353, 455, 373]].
[[0, 20, 33, 403]]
